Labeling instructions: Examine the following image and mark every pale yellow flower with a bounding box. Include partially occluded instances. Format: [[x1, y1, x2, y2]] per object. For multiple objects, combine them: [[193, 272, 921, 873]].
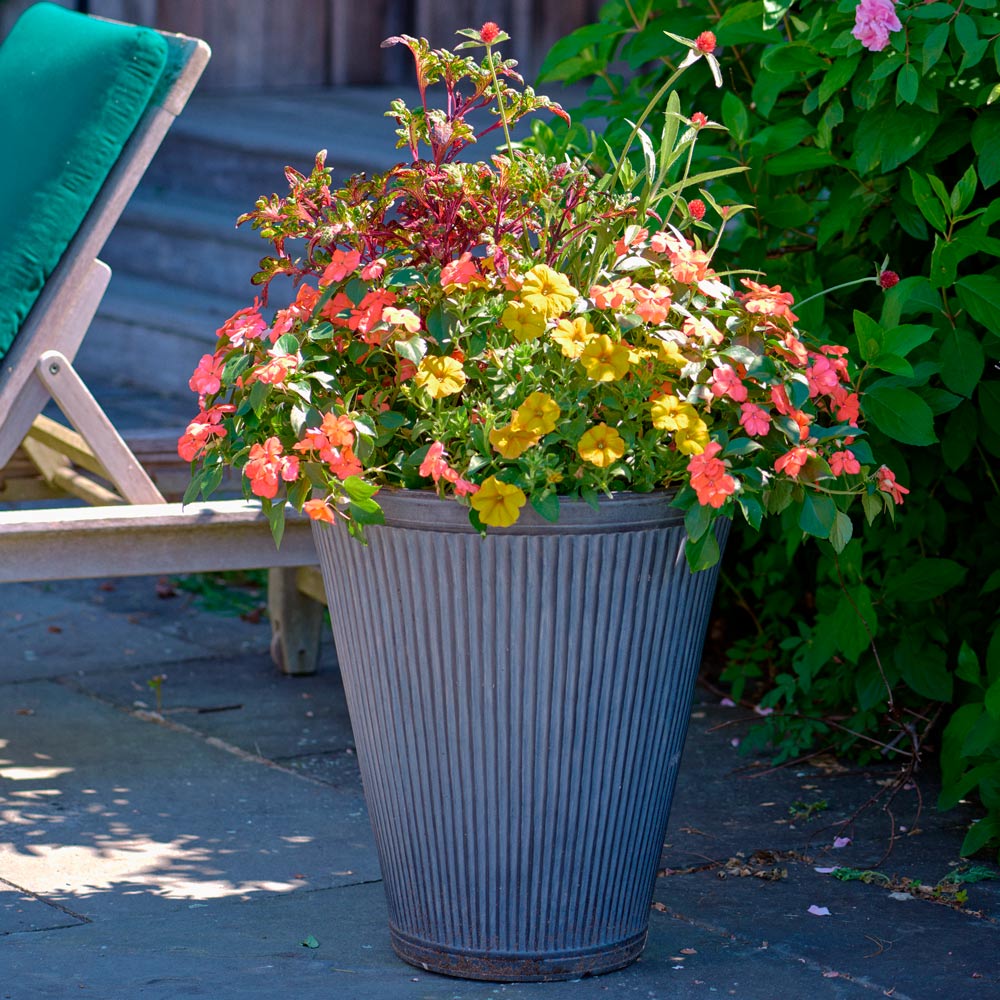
[[577, 423, 626, 468], [654, 338, 687, 368], [512, 392, 560, 436], [470, 475, 526, 528], [414, 355, 466, 398], [501, 301, 547, 343], [675, 419, 710, 455], [520, 264, 578, 319], [551, 316, 594, 359], [489, 424, 541, 459], [579, 334, 631, 382], [651, 395, 710, 454]]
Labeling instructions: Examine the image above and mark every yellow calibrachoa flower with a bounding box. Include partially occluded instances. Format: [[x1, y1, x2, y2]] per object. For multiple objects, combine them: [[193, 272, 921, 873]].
[[489, 423, 541, 459], [470, 475, 526, 528], [654, 338, 687, 368], [579, 334, 631, 382], [414, 355, 466, 398], [501, 301, 547, 343], [650, 395, 710, 454], [577, 423, 626, 468], [512, 391, 560, 435], [550, 316, 594, 359], [520, 263, 578, 319]]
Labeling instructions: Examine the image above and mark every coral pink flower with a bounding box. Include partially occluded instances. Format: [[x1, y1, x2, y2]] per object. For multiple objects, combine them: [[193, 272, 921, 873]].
[[771, 384, 793, 416], [479, 21, 500, 44], [830, 450, 861, 476], [774, 446, 817, 479], [877, 465, 909, 504], [687, 441, 736, 508], [739, 279, 799, 324], [255, 349, 299, 388], [287, 284, 320, 320], [441, 251, 482, 288], [695, 31, 716, 54], [217, 301, 267, 347], [670, 246, 712, 285], [820, 344, 851, 382], [688, 198, 706, 221], [806, 355, 840, 398], [177, 405, 232, 462], [691, 111, 708, 128], [361, 258, 387, 281], [419, 441, 450, 482], [348, 288, 396, 338], [590, 278, 634, 310], [320, 248, 362, 285], [303, 498, 336, 523], [244, 437, 299, 498], [189, 353, 225, 395], [632, 283, 672, 324], [852, 0, 902, 53], [739, 403, 771, 437], [683, 315, 723, 345], [709, 364, 748, 402], [614, 227, 648, 257], [830, 385, 861, 424]]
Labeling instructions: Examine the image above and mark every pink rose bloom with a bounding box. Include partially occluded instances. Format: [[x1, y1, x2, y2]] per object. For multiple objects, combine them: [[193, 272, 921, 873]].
[[852, 0, 902, 53]]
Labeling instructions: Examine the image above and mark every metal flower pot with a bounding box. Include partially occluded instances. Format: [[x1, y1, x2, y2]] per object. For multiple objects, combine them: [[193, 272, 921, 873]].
[[312, 489, 727, 982]]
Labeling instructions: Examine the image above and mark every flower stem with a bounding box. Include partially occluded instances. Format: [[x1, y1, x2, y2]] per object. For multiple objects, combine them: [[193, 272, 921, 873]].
[[795, 276, 876, 309], [486, 46, 514, 158]]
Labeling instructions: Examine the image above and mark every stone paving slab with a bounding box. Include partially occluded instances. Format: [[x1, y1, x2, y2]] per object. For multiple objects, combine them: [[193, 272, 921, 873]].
[[3, 880, 880, 1000], [0, 679, 379, 923]]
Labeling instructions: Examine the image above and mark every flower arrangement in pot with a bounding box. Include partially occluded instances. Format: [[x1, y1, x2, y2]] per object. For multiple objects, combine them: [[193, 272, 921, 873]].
[[181, 23, 906, 983]]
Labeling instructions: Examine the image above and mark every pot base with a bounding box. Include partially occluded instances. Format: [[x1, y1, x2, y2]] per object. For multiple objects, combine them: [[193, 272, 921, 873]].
[[390, 926, 648, 982]]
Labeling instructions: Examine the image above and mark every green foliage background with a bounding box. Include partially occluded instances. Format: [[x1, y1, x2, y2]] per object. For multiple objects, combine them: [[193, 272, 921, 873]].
[[531, 0, 1000, 858]]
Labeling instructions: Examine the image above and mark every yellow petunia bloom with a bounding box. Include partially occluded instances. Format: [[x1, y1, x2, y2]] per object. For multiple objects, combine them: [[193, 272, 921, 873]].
[[675, 419, 710, 455], [501, 301, 547, 343], [579, 334, 631, 382], [489, 423, 541, 459], [414, 355, 467, 398], [654, 338, 687, 368], [577, 423, 626, 468], [520, 264, 578, 320], [650, 394, 685, 430], [512, 391, 560, 435], [551, 316, 594, 359], [470, 475, 526, 528]]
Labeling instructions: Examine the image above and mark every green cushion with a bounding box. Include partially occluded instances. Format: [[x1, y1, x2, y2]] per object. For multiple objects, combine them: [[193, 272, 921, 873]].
[[0, 2, 168, 360]]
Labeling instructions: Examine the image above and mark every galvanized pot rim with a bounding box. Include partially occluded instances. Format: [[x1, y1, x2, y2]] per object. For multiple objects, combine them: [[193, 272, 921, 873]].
[[371, 487, 688, 534]]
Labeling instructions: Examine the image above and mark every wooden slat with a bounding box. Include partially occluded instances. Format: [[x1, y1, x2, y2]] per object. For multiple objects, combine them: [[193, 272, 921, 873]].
[[0, 500, 316, 583], [26, 414, 106, 479]]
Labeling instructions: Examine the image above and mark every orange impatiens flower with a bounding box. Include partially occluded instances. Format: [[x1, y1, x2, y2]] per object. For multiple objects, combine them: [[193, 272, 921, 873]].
[[738, 279, 799, 324], [877, 465, 909, 504], [303, 498, 337, 523], [774, 445, 817, 479], [687, 441, 735, 508], [244, 437, 299, 499], [189, 353, 225, 395]]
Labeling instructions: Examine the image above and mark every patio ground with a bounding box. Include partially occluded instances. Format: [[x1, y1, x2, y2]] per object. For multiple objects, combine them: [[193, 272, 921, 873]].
[[2, 569, 997, 1000]]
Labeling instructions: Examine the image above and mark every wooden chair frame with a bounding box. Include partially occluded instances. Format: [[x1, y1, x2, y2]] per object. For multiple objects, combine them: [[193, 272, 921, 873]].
[[0, 14, 324, 674]]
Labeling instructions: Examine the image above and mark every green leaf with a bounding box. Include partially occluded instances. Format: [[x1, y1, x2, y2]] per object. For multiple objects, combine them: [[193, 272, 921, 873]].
[[685, 529, 720, 572], [985, 678, 1000, 720], [941, 402, 978, 471], [881, 324, 936, 358], [721, 91, 750, 143], [957, 275, 1000, 332], [829, 510, 854, 553], [854, 107, 938, 174], [738, 495, 763, 530], [819, 55, 860, 106], [760, 42, 827, 75], [886, 558, 967, 602], [898, 641, 953, 701], [531, 492, 560, 523], [301, 935, 320, 949], [854, 310, 884, 361], [922, 22, 950, 74], [762, 0, 794, 30], [766, 148, 836, 176], [971, 111, 1000, 188], [870, 354, 913, 377], [961, 816, 1000, 859], [342, 475, 380, 502], [798, 492, 836, 538], [751, 118, 814, 156], [895, 63, 918, 105], [951, 165, 978, 216], [685, 502, 713, 543], [907, 169, 949, 232], [832, 585, 875, 662], [958, 642, 983, 686], [938, 328, 985, 398], [862, 384, 937, 445]]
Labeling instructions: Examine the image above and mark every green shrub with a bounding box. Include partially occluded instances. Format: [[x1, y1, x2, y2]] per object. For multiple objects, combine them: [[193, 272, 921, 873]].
[[532, 0, 1000, 859]]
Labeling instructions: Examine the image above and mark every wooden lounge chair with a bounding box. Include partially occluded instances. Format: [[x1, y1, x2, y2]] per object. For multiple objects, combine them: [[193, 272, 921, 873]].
[[0, 3, 324, 673]]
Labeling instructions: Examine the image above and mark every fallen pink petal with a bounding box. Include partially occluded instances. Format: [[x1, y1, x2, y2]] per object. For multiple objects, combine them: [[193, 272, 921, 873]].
[[833, 836, 852, 848], [719, 697, 736, 707], [808, 905, 832, 916], [814, 866, 837, 874]]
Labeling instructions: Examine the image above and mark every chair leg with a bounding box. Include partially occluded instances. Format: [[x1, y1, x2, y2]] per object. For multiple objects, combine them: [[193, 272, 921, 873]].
[[268, 566, 325, 676]]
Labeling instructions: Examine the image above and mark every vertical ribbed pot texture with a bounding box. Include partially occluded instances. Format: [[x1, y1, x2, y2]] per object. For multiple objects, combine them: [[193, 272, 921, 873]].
[[312, 489, 727, 982]]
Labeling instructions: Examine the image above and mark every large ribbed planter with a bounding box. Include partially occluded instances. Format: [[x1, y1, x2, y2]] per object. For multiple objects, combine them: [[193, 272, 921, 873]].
[[312, 489, 728, 982]]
